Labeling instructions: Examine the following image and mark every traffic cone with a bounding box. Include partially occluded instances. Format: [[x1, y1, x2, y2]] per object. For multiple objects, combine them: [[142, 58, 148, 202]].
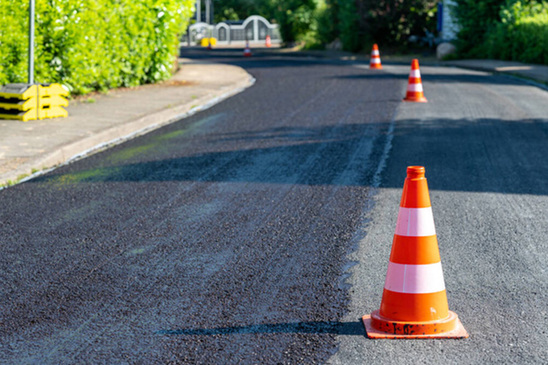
[[243, 41, 252, 57], [266, 35, 272, 48], [369, 44, 382, 69], [403, 59, 427, 102], [362, 166, 468, 339], [207, 38, 212, 50]]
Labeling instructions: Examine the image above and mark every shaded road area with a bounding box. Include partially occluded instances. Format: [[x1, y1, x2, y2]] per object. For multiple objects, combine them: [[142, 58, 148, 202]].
[[1, 51, 400, 363]]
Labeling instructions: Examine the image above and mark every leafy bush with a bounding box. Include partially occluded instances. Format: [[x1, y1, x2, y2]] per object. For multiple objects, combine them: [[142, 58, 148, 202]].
[[454, 0, 548, 65], [355, 0, 438, 49], [315, 0, 340, 46], [486, 1, 548, 64], [452, 0, 507, 57], [0, 0, 194, 95], [308, 0, 438, 52], [338, 0, 363, 52]]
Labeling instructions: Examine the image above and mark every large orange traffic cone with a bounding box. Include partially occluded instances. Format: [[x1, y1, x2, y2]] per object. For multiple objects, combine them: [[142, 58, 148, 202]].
[[369, 44, 382, 69], [403, 59, 427, 102], [363, 166, 468, 339], [243, 41, 252, 57], [266, 35, 272, 48]]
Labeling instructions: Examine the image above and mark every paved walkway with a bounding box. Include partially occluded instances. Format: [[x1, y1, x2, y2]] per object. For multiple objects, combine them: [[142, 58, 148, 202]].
[[444, 59, 548, 85], [0, 59, 254, 187], [1, 51, 546, 188]]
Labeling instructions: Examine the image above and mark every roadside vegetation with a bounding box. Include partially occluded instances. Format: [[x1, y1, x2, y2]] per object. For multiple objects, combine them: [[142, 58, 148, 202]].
[[212, 0, 438, 52], [1, 0, 545, 97], [453, 0, 548, 65], [0, 0, 194, 95], [215, 0, 547, 64]]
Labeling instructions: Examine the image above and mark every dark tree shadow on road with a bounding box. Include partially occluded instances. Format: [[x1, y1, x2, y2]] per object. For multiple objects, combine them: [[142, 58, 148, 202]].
[[157, 320, 365, 336], [333, 72, 527, 86], [33, 118, 548, 196]]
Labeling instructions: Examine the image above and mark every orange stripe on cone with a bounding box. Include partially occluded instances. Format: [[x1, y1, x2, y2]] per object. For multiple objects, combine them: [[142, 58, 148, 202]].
[[403, 59, 428, 103], [370, 44, 382, 69], [363, 166, 468, 339]]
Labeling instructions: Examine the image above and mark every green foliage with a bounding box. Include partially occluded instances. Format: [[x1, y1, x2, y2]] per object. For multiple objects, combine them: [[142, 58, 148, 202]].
[[259, 0, 317, 43], [452, 0, 507, 57], [454, 0, 548, 64], [337, 0, 362, 52], [315, 0, 340, 45], [0, 0, 194, 95], [212, 0, 261, 23], [304, 0, 438, 52], [488, 1, 548, 63], [355, 0, 438, 49]]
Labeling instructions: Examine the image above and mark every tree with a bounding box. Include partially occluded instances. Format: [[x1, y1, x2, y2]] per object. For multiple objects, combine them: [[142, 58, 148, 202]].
[[452, 0, 507, 56], [355, 0, 438, 47]]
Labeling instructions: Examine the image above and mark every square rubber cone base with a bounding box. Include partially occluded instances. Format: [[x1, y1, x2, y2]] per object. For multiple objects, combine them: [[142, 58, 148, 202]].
[[362, 315, 469, 339]]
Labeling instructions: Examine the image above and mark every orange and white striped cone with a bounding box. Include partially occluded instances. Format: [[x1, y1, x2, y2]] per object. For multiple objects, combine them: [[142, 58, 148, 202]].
[[363, 166, 468, 339], [243, 41, 252, 57], [403, 59, 427, 102], [369, 44, 382, 69], [266, 35, 272, 48]]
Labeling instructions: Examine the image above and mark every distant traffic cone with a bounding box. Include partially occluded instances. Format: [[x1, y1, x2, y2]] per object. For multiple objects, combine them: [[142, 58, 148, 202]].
[[403, 59, 427, 102], [363, 166, 468, 339], [207, 38, 212, 50], [369, 44, 382, 69], [266, 35, 272, 48], [243, 41, 252, 57]]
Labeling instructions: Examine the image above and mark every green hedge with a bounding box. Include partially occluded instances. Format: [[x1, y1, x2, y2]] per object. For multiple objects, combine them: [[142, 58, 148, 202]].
[[306, 0, 438, 53], [454, 0, 548, 65], [486, 1, 548, 64], [0, 0, 194, 95]]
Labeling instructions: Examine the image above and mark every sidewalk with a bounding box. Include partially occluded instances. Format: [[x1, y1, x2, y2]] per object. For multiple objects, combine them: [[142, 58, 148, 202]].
[[443, 59, 548, 86], [0, 59, 254, 188]]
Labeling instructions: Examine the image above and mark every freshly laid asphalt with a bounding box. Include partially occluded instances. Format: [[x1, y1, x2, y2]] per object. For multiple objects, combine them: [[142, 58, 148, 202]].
[[1, 48, 547, 363], [1, 50, 402, 363]]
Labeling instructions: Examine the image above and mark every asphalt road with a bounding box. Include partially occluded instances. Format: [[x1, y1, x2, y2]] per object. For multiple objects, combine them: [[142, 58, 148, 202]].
[[330, 63, 548, 364], [1, 49, 547, 364]]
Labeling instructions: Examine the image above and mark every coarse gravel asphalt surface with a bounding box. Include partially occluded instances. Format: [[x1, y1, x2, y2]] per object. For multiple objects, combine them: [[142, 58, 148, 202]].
[[330, 63, 548, 364], [1, 51, 399, 363], [1, 49, 547, 364]]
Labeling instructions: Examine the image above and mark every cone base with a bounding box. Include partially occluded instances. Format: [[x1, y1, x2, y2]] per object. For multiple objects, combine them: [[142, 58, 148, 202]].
[[370, 65, 382, 69], [403, 96, 428, 103], [362, 310, 468, 339]]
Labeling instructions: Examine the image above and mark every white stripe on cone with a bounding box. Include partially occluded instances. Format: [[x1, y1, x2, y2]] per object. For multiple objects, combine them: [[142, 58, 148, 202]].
[[372, 50, 380, 56], [384, 262, 446, 293], [406, 83, 424, 93], [395, 207, 435, 236], [409, 70, 421, 78]]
